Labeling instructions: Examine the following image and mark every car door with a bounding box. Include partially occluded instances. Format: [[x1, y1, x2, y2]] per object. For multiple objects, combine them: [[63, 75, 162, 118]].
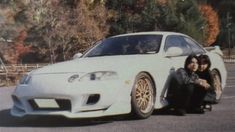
[[160, 35, 193, 100]]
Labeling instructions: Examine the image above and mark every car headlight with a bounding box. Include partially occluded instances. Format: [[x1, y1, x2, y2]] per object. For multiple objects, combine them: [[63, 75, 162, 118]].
[[79, 71, 118, 81], [19, 74, 32, 85]]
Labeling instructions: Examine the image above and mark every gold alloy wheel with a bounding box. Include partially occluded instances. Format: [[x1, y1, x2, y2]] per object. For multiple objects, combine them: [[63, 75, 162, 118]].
[[135, 77, 154, 114], [212, 70, 222, 100]]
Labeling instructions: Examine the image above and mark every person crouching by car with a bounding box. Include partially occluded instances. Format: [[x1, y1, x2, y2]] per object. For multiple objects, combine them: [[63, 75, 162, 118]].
[[166, 54, 210, 116], [196, 55, 217, 110]]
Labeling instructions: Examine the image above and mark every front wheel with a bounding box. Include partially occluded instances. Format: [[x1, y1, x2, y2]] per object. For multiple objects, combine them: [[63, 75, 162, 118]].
[[211, 70, 222, 103], [131, 73, 155, 119]]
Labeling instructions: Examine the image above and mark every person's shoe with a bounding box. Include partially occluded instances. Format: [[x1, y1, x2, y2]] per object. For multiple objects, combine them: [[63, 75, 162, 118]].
[[203, 104, 212, 111], [174, 109, 186, 116]]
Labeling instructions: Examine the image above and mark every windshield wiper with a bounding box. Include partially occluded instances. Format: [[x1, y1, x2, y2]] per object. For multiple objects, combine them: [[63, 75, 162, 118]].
[[145, 51, 156, 54], [87, 53, 119, 57]]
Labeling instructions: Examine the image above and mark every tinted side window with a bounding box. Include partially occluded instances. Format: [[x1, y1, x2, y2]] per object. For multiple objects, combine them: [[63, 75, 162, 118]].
[[183, 37, 205, 54], [164, 35, 192, 56]]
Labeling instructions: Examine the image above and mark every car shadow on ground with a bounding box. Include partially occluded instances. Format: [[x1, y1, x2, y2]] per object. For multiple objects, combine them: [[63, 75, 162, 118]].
[[0, 108, 179, 127], [0, 109, 138, 127]]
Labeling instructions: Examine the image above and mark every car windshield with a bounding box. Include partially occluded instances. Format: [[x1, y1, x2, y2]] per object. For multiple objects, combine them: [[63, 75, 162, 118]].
[[83, 35, 162, 57]]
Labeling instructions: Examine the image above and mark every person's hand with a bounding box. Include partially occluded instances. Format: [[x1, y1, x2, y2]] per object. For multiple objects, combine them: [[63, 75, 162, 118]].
[[201, 82, 210, 89], [198, 79, 207, 83], [198, 79, 210, 89]]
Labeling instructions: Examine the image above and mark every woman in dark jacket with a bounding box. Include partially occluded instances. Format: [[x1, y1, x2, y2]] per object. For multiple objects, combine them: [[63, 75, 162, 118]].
[[167, 54, 210, 115], [196, 55, 216, 107]]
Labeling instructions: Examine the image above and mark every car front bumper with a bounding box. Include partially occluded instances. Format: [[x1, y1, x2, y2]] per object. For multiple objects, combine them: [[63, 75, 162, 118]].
[[11, 75, 133, 118]]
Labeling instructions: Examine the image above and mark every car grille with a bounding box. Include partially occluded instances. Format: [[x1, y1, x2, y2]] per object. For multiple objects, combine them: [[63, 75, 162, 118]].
[[28, 99, 71, 111]]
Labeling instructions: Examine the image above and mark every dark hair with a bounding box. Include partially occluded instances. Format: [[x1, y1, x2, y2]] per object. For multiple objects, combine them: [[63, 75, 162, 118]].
[[198, 54, 211, 70], [184, 54, 198, 70]]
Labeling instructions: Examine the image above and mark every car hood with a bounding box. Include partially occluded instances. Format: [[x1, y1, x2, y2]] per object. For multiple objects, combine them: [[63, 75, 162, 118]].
[[32, 55, 160, 75]]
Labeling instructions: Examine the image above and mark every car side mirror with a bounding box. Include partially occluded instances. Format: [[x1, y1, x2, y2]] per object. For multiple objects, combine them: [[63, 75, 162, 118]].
[[73, 52, 83, 59], [165, 47, 183, 57]]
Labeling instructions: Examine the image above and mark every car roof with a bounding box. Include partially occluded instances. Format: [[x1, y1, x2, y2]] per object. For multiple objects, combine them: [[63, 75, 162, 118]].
[[111, 31, 188, 38]]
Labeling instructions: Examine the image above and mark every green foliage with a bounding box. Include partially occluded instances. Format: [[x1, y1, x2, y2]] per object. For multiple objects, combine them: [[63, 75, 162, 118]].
[[106, 0, 160, 36], [157, 0, 206, 43], [106, 0, 206, 43], [216, 0, 235, 48], [0, 0, 230, 63]]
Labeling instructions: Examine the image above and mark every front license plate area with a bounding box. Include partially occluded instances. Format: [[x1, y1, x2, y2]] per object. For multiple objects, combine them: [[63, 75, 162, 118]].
[[29, 99, 60, 110], [29, 99, 71, 111], [34, 99, 59, 108]]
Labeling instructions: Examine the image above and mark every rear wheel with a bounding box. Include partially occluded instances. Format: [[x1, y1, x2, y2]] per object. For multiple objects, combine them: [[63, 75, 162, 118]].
[[211, 70, 222, 103], [131, 73, 155, 119]]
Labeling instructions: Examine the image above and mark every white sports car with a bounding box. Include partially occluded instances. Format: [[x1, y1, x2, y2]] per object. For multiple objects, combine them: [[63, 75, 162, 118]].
[[11, 32, 227, 119]]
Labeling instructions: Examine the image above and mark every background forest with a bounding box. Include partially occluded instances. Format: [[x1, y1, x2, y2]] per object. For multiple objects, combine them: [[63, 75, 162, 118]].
[[0, 0, 234, 64]]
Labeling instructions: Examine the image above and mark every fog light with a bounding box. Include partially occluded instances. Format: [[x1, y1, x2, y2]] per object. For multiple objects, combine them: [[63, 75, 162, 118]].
[[86, 94, 100, 105]]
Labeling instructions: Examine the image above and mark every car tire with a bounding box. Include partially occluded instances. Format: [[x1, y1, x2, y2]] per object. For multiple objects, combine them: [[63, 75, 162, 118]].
[[131, 73, 155, 119], [211, 70, 222, 103]]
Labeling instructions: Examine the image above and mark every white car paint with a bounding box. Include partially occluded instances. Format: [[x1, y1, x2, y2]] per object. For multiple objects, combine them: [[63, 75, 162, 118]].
[[11, 31, 227, 118]]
